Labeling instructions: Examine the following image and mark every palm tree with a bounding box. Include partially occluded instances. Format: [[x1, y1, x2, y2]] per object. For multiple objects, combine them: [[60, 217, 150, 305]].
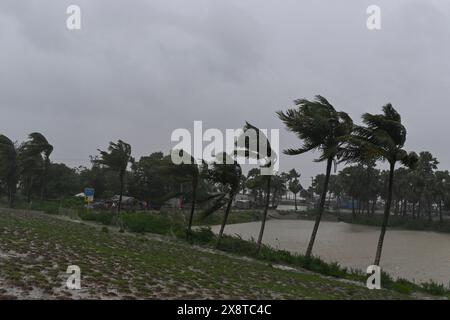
[[343, 104, 417, 266], [246, 168, 265, 206], [270, 174, 287, 207], [26, 133, 53, 200], [0, 135, 20, 207], [288, 178, 302, 211], [238, 121, 277, 253], [165, 150, 200, 238], [202, 153, 242, 247], [94, 140, 132, 230], [28, 132, 53, 200], [18, 143, 43, 204], [277, 95, 353, 259]]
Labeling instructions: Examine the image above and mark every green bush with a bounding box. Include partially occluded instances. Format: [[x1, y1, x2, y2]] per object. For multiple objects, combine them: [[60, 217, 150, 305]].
[[79, 211, 115, 225], [190, 227, 215, 244], [195, 210, 260, 226], [421, 280, 448, 296], [30, 201, 59, 215], [122, 212, 185, 236]]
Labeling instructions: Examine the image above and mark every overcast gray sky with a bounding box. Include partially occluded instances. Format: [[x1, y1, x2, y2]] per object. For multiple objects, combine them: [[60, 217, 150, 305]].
[[1, 0, 449, 187]]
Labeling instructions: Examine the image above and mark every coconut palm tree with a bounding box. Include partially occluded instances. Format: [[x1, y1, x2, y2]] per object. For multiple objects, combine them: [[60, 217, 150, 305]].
[[0, 135, 20, 207], [202, 153, 242, 247], [237, 121, 277, 253], [270, 174, 287, 207], [25, 133, 53, 200], [277, 95, 353, 259], [94, 140, 132, 230], [288, 177, 302, 210], [343, 103, 417, 266], [164, 150, 200, 238]]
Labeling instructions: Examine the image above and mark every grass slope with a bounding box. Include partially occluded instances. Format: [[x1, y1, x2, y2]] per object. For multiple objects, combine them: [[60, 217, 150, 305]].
[[0, 209, 408, 300]]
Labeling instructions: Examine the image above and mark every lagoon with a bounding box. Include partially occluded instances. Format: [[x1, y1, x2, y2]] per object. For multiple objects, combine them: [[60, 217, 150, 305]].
[[211, 219, 450, 285]]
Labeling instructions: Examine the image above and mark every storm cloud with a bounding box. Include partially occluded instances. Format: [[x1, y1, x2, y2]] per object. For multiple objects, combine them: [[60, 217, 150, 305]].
[[1, 0, 449, 186]]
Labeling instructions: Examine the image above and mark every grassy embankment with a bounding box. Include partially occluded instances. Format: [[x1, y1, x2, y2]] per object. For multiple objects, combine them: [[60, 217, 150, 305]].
[[0, 208, 413, 300], [78, 210, 449, 297], [1, 198, 449, 299]]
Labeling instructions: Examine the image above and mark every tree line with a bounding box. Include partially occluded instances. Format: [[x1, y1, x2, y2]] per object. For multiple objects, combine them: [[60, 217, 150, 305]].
[[310, 151, 450, 223], [2, 95, 443, 266]]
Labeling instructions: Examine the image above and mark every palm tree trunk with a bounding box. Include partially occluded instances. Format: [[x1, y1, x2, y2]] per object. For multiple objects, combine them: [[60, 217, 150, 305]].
[[374, 162, 395, 266], [217, 192, 234, 248], [256, 176, 271, 253], [187, 180, 197, 238], [305, 157, 333, 259], [294, 193, 297, 211]]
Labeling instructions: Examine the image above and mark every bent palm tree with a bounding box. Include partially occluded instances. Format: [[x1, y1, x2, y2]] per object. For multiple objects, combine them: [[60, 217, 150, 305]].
[[165, 150, 200, 238], [202, 153, 242, 247], [95, 140, 132, 230], [0, 135, 20, 207], [343, 104, 417, 265], [277, 95, 353, 259], [237, 121, 277, 253]]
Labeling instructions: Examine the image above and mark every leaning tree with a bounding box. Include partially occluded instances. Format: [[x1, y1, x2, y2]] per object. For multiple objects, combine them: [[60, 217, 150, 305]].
[[343, 104, 417, 266], [277, 95, 353, 259], [95, 140, 132, 231]]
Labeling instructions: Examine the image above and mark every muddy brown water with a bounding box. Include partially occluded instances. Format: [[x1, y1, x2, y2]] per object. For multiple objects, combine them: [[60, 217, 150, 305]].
[[211, 220, 450, 285]]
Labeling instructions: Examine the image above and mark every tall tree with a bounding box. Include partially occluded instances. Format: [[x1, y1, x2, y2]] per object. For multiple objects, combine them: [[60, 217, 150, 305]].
[[94, 140, 132, 230], [413, 151, 438, 221], [343, 104, 417, 266], [0, 135, 20, 207], [277, 95, 353, 259], [432, 170, 450, 223], [288, 177, 302, 210], [26, 133, 53, 200], [238, 121, 277, 253], [270, 174, 287, 207], [18, 143, 43, 204], [165, 150, 200, 238], [202, 153, 242, 247]]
